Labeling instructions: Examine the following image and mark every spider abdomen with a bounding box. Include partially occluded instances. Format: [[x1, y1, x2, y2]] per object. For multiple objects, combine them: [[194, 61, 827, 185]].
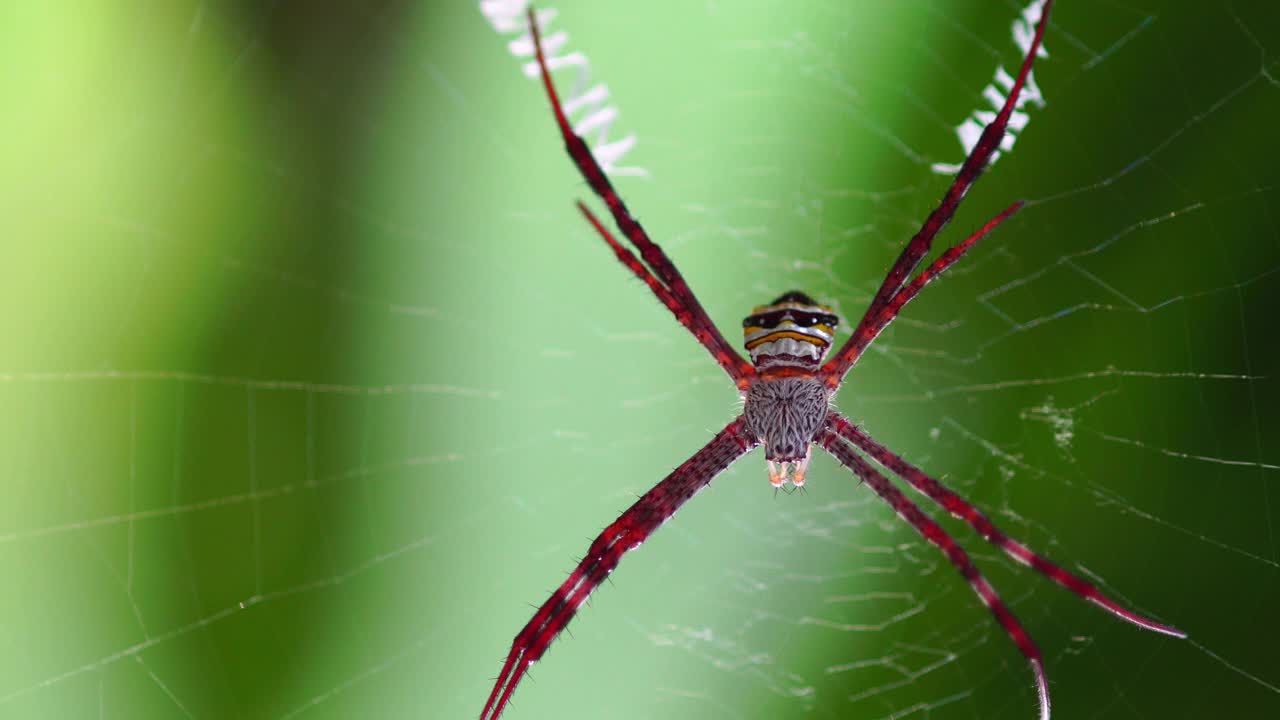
[[743, 376, 829, 462]]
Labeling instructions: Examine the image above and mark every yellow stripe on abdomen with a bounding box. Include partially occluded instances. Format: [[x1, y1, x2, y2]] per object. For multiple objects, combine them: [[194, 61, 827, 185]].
[[745, 330, 828, 351]]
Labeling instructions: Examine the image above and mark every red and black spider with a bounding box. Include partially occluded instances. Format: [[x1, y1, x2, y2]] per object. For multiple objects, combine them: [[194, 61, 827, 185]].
[[482, 2, 1184, 718]]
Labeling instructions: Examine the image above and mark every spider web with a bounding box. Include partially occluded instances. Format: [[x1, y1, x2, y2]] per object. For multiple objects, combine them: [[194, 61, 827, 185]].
[[0, 1, 1277, 719]]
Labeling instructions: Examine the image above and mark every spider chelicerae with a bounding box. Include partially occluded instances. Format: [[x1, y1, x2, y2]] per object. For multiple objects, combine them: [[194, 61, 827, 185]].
[[482, 2, 1185, 718]]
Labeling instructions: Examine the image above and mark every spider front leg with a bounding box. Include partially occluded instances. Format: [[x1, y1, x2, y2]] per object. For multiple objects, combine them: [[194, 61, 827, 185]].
[[576, 202, 756, 389], [481, 419, 757, 720], [817, 423, 1052, 719], [526, 7, 755, 389], [827, 200, 1023, 379], [823, 0, 1053, 386]]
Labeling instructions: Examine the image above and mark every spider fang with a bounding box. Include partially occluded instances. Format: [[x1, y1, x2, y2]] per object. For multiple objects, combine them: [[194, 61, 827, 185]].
[[791, 450, 812, 487], [767, 450, 813, 488], [767, 459, 786, 487]]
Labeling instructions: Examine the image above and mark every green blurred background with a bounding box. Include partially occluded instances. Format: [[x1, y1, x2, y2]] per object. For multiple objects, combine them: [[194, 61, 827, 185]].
[[0, 1, 1277, 718]]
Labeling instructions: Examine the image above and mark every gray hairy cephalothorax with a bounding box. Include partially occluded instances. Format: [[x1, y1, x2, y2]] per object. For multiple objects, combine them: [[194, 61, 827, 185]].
[[742, 376, 830, 463]]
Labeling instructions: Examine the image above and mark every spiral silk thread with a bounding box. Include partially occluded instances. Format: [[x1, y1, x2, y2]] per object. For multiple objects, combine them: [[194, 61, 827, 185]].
[[479, 1, 646, 177], [932, 0, 1049, 175]]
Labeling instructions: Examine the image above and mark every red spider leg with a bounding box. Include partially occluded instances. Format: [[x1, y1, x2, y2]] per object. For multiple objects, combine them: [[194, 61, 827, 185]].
[[823, 0, 1054, 386], [827, 413, 1187, 638], [824, 201, 1022, 380], [817, 424, 1052, 720], [576, 201, 752, 382], [526, 7, 756, 390], [481, 418, 757, 720]]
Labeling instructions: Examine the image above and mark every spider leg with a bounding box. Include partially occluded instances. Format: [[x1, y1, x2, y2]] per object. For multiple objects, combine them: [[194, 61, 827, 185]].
[[527, 8, 755, 390], [577, 202, 753, 383], [824, 201, 1022, 383], [827, 413, 1186, 638], [823, 0, 1053, 386], [480, 418, 757, 720], [817, 423, 1052, 720]]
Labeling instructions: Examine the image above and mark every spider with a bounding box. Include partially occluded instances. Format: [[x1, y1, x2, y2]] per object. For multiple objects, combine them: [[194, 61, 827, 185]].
[[482, 2, 1185, 718]]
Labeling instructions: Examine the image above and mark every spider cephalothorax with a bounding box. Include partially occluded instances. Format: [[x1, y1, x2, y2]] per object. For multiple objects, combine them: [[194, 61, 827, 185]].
[[741, 290, 839, 370], [742, 373, 828, 486], [485, 4, 1186, 719]]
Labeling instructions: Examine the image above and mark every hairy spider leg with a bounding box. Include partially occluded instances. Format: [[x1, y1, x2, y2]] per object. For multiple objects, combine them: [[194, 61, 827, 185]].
[[830, 200, 1023, 376], [527, 7, 755, 390], [827, 414, 1186, 638], [480, 419, 757, 720], [817, 424, 1052, 720], [575, 202, 748, 377], [823, 0, 1054, 387]]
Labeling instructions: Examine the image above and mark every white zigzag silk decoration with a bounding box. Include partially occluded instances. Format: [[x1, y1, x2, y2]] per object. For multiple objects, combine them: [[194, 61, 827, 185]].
[[932, 0, 1049, 175], [480, 1, 646, 177]]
